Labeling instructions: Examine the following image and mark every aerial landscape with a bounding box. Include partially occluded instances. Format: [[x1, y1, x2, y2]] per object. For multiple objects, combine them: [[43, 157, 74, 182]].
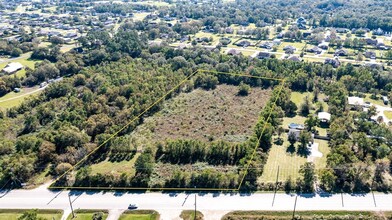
[[0, 0, 392, 219]]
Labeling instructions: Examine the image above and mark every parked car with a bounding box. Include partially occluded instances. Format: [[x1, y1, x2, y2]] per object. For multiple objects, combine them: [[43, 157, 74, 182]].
[[382, 96, 389, 105], [128, 204, 138, 210]]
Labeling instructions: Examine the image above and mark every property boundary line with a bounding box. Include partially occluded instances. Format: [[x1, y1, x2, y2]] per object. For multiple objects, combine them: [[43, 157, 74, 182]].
[[48, 69, 285, 191]]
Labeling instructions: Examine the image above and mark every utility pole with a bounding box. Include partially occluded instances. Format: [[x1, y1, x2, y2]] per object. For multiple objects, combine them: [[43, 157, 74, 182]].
[[194, 186, 197, 220], [68, 194, 75, 219], [292, 195, 298, 220]]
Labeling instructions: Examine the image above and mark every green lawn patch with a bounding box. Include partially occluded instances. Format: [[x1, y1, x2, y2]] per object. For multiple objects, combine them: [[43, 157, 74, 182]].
[[119, 210, 160, 220], [313, 140, 330, 171], [67, 210, 108, 220], [290, 92, 311, 106], [0, 209, 63, 220], [0, 86, 42, 110], [90, 154, 139, 176], [364, 93, 388, 106], [180, 210, 203, 220], [384, 111, 392, 120], [222, 210, 392, 220]]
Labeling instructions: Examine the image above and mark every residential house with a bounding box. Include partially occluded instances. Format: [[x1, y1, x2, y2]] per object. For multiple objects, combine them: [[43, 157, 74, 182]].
[[288, 129, 314, 142], [373, 28, 384, 36], [318, 42, 329, 50], [1, 62, 23, 74], [307, 46, 322, 54], [335, 28, 349, 33], [259, 41, 274, 49], [227, 48, 241, 56], [283, 45, 296, 54], [325, 58, 341, 68], [364, 51, 376, 59], [334, 49, 348, 56], [287, 55, 302, 62], [318, 112, 331, 123], [236, 40, 251, 47], [348, 96, 364, 107], [297, 17, 306, 25], [257, 52, 271, 59], [365, 38, 378, 45], [277, 32, 285, 38], [225, 27, 234, 34], [303, 32, 312, 38], [273, 39, 282, 45]]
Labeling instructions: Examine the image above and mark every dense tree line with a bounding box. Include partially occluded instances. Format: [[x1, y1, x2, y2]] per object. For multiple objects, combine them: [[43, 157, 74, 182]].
[[157, 139, 249, 165]]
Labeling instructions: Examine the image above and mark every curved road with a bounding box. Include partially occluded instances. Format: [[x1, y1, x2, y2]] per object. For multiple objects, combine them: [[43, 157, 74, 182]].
[[0, 184, 391, 220]]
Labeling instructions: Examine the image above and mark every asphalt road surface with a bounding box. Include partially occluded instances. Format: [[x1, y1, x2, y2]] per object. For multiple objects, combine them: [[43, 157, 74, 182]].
[[0, 184, 392, 219]]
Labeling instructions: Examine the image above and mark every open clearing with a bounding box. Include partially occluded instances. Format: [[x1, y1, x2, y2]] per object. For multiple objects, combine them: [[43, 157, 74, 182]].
[[0, 86, 43, 109], [90, 84, 271, 176], [152, 84, 271, 143]]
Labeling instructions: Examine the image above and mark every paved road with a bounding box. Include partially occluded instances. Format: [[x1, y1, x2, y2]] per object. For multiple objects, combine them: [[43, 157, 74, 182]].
[[0, 184, 392, 220]]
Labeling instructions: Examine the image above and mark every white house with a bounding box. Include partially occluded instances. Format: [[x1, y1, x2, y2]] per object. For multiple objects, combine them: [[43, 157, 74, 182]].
[[318, 112, 331, 123], [2, 62, 23, 74], [348, 96, 364, 106]]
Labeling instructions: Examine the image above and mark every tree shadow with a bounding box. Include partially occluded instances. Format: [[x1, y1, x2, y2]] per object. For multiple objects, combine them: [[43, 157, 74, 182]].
[[297, 145, 310, 157], [274, 138, 284, 146], [286, 144, 295, 154]]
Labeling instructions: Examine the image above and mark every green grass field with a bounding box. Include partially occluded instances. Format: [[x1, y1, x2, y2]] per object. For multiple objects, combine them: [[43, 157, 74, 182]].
[[119, 210, 160, 220], [67, 210, 108, 220], [0, 209, 63, 220], [364, 93, 388, 106], [313, 140, 330, 171], [90, 153, 139, 176], [384, 111, 392, 120], [0, 86, 42, 109], [259, 134, 307, 183]]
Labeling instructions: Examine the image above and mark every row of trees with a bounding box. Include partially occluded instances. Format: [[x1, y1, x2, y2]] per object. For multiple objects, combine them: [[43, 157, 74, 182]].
[[157, 139, 249, 165]]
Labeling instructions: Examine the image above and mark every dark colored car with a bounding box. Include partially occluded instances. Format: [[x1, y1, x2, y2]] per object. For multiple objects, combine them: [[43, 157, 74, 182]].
[[128, 204, 138, 210]]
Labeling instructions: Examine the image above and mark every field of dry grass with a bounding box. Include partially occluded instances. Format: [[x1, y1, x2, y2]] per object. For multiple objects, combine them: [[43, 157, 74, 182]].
[[90, 84, 271, 176], [152, 84, 271, 143]]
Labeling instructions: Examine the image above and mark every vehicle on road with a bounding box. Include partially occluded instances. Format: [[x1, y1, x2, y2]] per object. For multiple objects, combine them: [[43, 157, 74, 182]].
[[128, 204, 138, 210]]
